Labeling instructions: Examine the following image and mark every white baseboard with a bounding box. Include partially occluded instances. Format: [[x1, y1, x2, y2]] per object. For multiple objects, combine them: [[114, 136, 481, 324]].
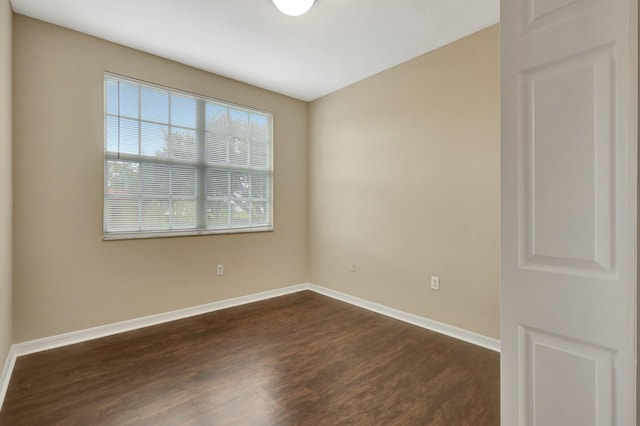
[[307, 284, 501, 352], [0, 282, 499, 410], [12, 283, 309, 358], [0, 345, 17, 411]]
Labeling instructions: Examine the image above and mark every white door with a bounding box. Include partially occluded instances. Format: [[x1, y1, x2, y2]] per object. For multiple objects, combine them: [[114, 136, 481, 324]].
[[500, 0, 637, 423]]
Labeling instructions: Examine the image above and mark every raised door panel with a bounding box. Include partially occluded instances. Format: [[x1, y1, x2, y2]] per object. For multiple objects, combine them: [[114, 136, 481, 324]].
[[519, 46, 614, 276]]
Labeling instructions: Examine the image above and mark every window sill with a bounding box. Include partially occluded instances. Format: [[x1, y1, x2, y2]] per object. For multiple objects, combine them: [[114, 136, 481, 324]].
[[103, 226, 274, 241]]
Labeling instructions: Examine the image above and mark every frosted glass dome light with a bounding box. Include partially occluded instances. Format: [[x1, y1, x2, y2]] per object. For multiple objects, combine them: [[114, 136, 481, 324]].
[[272, 0, 315, 16]]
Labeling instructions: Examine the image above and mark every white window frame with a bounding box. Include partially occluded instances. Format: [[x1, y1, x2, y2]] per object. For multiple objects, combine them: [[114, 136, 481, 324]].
[[103, 73, 274, 240]]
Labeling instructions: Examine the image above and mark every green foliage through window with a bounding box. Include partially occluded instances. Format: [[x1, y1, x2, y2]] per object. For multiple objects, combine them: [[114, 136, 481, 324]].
[[104, 74, 273, 238]]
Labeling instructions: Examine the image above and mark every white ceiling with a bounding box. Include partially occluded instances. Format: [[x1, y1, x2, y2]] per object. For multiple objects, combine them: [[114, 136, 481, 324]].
[[9, 0, 500, 102]]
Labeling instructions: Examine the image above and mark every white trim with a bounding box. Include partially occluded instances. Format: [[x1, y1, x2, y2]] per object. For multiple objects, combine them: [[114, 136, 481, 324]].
[[12, 284, 308, 357], [9, 284, 500, 356], [0, 282, 500, 409], [307, 284, 501, 352], [0, 346, 17, 410]]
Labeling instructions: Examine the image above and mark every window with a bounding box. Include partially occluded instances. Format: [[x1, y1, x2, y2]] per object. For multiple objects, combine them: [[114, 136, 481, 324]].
[[104, 74, 273, 239]]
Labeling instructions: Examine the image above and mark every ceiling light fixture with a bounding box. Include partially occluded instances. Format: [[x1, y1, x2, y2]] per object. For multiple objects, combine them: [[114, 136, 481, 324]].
[[272, 0, 315, 16]]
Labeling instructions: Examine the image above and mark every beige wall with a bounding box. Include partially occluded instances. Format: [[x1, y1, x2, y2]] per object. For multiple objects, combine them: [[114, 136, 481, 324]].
[[12, 15, 309, 342], [309, 25, 500, 338], [0, 0, 12, 364]]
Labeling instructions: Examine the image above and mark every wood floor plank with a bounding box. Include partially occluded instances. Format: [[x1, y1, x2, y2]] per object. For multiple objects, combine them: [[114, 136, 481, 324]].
[[0, 291, 499, 425]]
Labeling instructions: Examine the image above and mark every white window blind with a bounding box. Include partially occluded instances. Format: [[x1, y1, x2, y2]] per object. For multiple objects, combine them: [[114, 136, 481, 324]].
[[104, 74, 273, 239]]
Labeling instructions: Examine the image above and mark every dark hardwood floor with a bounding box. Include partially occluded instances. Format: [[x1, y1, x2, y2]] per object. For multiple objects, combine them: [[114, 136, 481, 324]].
[[0, 291, 499, 425]]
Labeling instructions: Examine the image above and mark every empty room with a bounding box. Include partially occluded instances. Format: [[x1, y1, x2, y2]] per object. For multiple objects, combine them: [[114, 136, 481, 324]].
[[0, 0, 637, 425]]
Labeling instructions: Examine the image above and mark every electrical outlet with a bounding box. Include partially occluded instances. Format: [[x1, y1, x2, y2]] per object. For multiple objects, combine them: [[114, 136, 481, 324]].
[[430, 276, 440, 291], [350, 261, 356, 272], [217, 264, 224, 276]]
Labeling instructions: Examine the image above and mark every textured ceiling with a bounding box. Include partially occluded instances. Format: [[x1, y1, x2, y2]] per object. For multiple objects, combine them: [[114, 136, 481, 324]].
[[10, 0, 499, 101]]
